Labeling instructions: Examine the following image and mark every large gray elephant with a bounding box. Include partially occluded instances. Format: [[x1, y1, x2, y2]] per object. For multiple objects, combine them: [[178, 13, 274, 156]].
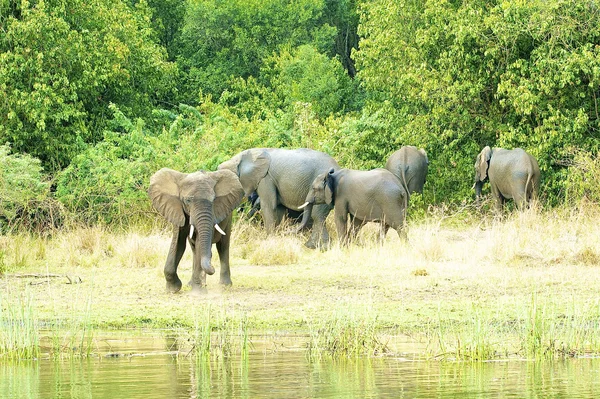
[[218, 148, 339, 248], [474, 146, 541, 211], [385, 146, 429, 194], [148, 168, 244, 294], [302, 168, 409, 244]]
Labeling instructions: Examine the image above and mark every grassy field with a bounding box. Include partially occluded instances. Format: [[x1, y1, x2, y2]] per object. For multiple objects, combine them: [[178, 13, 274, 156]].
[[1, 203, 600, 360]]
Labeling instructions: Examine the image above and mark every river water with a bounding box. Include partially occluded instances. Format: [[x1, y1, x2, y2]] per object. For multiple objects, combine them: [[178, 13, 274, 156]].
[[1, 333, 599, 398]]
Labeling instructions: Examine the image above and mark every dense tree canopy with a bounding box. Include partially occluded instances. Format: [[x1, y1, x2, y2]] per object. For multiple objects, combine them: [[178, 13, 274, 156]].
[[1, 0, 599, 229], [0, 0, 176, 169]]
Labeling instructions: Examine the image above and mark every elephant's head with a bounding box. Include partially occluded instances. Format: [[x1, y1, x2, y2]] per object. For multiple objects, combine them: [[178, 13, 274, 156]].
[[218, 149, 271, 196], [474, 146, 492, 197], [148, 168, 244, 275], [302, 168, 335, 208]]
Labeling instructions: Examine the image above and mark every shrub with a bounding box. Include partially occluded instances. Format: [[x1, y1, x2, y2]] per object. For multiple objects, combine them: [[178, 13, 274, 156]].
[[0, 145, 62, 233]]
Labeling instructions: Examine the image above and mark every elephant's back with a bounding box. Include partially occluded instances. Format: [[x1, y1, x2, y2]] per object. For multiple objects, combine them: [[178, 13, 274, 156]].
[[386, 146, 427, 175]]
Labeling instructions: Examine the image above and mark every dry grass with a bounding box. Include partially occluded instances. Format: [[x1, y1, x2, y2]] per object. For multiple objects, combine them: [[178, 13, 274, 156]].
[[1, 204, 599, 358]]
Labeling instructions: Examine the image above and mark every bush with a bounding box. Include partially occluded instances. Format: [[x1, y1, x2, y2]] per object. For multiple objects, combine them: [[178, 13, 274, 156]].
[[564, 150, 600, 205], [0, 145, 62, 233]]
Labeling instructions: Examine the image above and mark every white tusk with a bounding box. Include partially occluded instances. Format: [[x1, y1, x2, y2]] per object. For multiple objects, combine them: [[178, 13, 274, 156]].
[[471, 183, 476, 190], [189, 225, 195, 238], [214, 223, 226, 236], [298, 201, 311, 209]]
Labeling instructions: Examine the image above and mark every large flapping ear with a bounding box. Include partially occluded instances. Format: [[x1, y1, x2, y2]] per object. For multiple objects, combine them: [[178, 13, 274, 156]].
[[325, 168, 335, 206], [148, 168, 187, 226], [237, 149, 270, 196], [209, 169, 245, 223], [478, 146, 492, 181]]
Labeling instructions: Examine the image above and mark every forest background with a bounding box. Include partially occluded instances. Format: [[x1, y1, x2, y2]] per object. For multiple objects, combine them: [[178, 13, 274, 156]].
[[1, 0, 600, 232]]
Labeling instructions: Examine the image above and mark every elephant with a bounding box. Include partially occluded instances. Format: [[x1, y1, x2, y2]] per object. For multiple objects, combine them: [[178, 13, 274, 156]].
[[473, 146, 540, 211], [302, 168, 409, 245], [218, 148, 339, 248], [242, 193, 306, 225], [148, 168, 244, 294], [385, 146, 429, 194]]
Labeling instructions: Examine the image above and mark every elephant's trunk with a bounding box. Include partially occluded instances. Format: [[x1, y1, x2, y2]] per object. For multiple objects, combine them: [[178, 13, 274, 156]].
[[295, 202, 313, 232], [192, 199, 216, 275], [474, 180, 483, 199]]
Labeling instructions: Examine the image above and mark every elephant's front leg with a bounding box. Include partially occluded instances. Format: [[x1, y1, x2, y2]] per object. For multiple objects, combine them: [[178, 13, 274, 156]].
[[334, 208, 349, 246], [216, 232, 232, 286], [164, 224, 189, 293]]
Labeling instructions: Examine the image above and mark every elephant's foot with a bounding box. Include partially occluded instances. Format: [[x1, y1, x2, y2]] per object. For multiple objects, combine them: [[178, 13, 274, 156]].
[[165, 278, 183, 293], [220, 277, 232, 286], [304, 239, 317, 249], [190, 285, 208, 296], [304, 238, 330, 250]]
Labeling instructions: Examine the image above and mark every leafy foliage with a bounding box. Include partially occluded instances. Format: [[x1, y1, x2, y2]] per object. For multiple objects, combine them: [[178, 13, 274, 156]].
[[355, 0, 600, 203], [0, 145, 62, 232], [0, 0, 176, 169]]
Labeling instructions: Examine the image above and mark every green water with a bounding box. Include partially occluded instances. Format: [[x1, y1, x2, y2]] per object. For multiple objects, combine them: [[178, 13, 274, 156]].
[[1, 334, 599, 398]]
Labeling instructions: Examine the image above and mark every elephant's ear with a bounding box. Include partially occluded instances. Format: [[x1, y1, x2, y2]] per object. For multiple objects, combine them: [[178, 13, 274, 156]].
[[478, 146, 492, 181], [210, 169, 245, 223], [419, 148, 429, 164], [238, 149, 270, 196], [148, 168, 187, 227], [325, 169, 335, 206]]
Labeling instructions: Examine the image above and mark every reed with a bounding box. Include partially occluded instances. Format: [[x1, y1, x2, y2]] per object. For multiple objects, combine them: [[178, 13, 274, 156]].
[[0, 291, 40, 360], [306, 307, 389, 361], [182, 305, 251, 360]]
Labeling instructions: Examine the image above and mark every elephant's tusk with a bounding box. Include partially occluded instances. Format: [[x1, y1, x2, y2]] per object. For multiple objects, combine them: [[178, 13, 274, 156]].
[[189, 225, 195, 238], [471, 182, 476, 190], [214, 223, 226, 236], [298, 201, 311, 209]]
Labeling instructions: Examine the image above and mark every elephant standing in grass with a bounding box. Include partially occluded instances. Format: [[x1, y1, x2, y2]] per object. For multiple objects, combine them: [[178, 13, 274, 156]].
[[474, 146, 540, 211], [302, 168, 409, 245], [148, 168, 244, 295], [385, 146, 429, 194], [219, 148, 339, 248]]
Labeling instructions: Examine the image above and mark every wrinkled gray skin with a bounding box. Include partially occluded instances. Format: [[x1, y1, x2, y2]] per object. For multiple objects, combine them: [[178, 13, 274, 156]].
[[148, 168, 244, 295], [244, 195, 306, 226], [305, 168, 409, 245], [474, 146, 541, 211], [219, 148, 339, 248], [385, 146, 429, 194]]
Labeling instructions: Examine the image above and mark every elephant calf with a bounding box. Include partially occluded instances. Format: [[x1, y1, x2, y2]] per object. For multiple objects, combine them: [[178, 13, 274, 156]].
[[474, 146, 540, 211], [302, 168, 409, 244], [148, 168, 244, 295]]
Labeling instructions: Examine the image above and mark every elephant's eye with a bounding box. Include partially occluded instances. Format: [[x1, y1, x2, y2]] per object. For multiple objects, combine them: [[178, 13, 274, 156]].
[[183, 197, 193, 205]]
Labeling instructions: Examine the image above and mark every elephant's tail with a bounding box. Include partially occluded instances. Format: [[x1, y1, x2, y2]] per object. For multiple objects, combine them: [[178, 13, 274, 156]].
[[399, 153, 410, 222], [525, 170, 536, 203]]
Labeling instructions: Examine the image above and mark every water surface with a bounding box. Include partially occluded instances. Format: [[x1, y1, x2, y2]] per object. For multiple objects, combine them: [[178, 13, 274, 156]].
[[1, 334, 599, 398]]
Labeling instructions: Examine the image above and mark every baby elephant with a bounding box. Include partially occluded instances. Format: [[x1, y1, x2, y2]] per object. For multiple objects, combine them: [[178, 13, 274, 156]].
[[301, 168, 408, 244], [474, 146, 540, 211]]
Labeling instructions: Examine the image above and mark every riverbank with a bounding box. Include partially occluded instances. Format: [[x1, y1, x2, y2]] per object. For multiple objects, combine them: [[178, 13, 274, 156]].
[[1, 204, 600, 360]]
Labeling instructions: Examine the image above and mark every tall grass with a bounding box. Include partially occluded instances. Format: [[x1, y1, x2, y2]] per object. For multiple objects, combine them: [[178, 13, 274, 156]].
[[306, 307, 389, 361], [179, 305, 251, 360], [0, 292, 40, 360]]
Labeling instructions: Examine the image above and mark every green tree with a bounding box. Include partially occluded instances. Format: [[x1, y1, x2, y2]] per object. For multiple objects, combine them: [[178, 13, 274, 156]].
[[355, 0, 600, 204], [0, 0, 176, 170], [176, 0, 337, 102]]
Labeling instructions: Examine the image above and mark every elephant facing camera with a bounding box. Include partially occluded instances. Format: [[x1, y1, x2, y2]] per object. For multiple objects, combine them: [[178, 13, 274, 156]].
[[148, 168, 244, 295]]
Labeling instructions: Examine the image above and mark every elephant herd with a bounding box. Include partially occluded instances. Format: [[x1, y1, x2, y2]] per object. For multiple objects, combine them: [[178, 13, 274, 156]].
[[148, 145, 540, 294]]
